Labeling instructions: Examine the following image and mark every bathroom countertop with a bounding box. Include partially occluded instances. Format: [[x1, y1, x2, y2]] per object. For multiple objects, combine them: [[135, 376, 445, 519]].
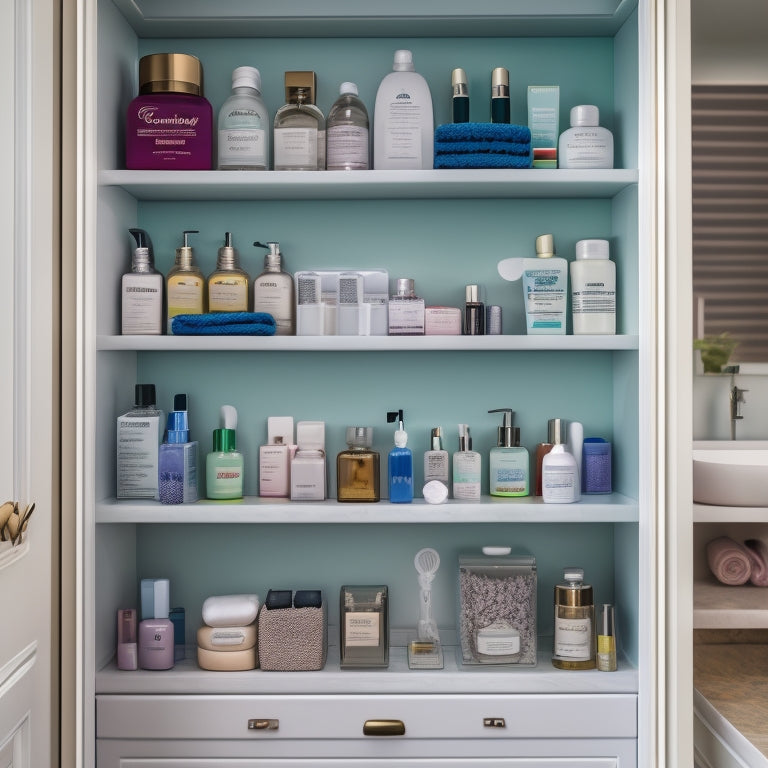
[[694, 643, 768, 766]]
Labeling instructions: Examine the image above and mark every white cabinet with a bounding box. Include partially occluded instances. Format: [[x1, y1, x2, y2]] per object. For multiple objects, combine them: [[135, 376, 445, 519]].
[[77, 0, 658, 764]]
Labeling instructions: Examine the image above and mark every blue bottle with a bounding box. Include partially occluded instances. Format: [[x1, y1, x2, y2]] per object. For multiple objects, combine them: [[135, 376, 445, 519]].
[[158, 393, 199, 504], [387, 409, 413, 503]]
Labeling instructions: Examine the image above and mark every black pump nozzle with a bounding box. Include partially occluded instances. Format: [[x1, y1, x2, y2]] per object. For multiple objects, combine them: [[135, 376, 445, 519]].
[[129, 227, 153, 253], [387, 409, 405, 430]]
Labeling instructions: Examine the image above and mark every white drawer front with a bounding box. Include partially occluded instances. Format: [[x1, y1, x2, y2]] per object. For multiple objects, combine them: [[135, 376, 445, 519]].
[[97, 693, 636, 741], [109, 759, 621, 768]]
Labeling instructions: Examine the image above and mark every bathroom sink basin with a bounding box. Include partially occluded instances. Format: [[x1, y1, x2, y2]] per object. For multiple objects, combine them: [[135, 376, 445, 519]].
[[693, 441, 768, 506]]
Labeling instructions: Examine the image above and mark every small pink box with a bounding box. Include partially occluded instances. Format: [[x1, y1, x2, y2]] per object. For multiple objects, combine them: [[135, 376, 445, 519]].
[[425, 306, 462, 335]]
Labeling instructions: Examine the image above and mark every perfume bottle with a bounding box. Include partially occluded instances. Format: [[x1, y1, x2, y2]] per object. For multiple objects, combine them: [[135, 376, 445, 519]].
[[207, 232, 249, 312], [387, 410, 413, 503], [388, 278, 425, 335], [217, 66, 270, 170], [158, 393, 199, 504], [252, 241, 295, 335], [423, 426, 450, 486], [122, 228, 163, 335], [326, 81, 370, 170], [206, 405, 243, 500], [167, 229, 205, 333], [337, 427, 380, 502], [488, 408, 529, 497], [552, 567, 596, 670], [453, 424, 481, 500], [273, 71, 326, 170]]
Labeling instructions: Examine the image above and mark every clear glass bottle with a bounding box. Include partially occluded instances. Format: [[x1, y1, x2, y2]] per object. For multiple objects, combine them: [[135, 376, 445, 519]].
[[453, 424, 481, 500], [552, 568, 596, 670], [122, 228, 163, 335], [340, 585, 389, 668], [273, 71, 326, 171], [326, 82, 369, 170], [252, 241, 295, 335], [488, 408, 529, 497], [217, 66, 270, 170], [388, 278, 425, 335], [337, 427, 380, 502], [167, 229, 205, 333], [207, 232, 249, 312]]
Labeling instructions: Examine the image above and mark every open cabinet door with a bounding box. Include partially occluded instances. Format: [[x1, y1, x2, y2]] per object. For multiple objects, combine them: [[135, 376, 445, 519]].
[[0, 0, 60, 766]]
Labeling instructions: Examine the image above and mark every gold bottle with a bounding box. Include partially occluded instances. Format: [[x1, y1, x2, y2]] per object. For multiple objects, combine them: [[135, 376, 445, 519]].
[[552, 567, 596, 670], [167, 229, 206, 333], [337, 427, 380, 502], [207, 232, 249, 312]]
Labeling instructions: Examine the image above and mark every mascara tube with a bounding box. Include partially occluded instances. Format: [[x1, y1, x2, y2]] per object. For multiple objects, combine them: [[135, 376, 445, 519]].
[[491, 67, 510, 123], [451, 68, 469, 123]]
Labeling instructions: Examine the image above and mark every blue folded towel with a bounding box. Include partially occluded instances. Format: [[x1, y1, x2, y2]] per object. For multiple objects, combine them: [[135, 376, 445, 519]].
[[171, 312, 276, 336], [435, 140, 531, 156], [435, 122, 532, 144], [434, 153, 532, 169]]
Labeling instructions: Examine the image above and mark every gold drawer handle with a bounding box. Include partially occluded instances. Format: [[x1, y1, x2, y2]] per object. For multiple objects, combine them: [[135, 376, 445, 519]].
[[248, 719, 279, 731], [363, 719, 406, 736]]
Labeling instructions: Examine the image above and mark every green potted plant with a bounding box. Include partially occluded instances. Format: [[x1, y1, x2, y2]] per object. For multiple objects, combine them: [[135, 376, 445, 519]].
[[693, 332, 738, 373]]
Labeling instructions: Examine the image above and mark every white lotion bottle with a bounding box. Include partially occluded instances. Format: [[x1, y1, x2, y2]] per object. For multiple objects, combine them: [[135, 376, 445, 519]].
[[522, 234, 568, 335], [558, 105, 614, 169], [373, 50, 434, 170], [570, 239, 616, 334], [541, 422, 579, 504]]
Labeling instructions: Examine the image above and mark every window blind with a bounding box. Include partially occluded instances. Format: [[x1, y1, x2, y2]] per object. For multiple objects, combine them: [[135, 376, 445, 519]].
[[692, 84, 768, 363]]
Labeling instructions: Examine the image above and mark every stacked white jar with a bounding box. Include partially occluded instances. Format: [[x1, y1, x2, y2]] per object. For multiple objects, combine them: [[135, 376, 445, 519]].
[[570, 238, 616, 335]]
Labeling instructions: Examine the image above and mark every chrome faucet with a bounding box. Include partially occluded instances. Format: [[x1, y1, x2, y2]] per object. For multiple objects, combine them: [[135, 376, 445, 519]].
[[729, 384, 748, 440]]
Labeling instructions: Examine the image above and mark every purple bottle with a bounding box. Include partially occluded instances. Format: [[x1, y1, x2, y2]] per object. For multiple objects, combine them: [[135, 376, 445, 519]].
[[126, 53, 213, 170]]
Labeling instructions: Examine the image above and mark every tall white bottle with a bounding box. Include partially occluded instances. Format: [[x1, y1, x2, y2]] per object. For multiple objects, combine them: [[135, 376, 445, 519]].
[[373, 50, 434, 170], [570, 238, 616, 335]]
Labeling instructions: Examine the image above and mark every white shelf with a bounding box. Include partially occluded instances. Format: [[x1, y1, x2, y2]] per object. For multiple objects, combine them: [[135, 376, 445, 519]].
[[95, 494, 638, 524], [97, 334, 640, 352], [110, 0, 638, 37], [98, 169, 639, 202], [693, 503, 768, 523], [693, 579, 768, 628], [96, 645, 638, 696]]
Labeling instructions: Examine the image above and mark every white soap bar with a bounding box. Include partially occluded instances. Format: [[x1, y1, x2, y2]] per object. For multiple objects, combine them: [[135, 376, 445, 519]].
[[202, 594, 260, 628]]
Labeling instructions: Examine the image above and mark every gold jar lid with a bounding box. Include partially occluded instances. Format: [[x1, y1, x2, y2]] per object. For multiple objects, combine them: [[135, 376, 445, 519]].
[[139, 53, 204, 96]]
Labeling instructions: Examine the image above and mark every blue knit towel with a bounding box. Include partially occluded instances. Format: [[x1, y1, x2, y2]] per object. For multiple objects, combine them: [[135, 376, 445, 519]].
[[435, 140, 531, 156], [435, 122, 531, 144], [171, 312, 276, 336], [434, 153, 533, 169]]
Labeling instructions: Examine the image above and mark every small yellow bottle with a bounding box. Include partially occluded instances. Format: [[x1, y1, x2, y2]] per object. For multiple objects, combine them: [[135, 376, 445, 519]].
[[207, 232, 249, 312], [167, 230, 206, 333]]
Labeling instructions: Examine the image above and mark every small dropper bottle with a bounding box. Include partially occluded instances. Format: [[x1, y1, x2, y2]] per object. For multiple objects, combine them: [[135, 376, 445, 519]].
[[207, 232, 249, 313], [167, 230, 205, 332]]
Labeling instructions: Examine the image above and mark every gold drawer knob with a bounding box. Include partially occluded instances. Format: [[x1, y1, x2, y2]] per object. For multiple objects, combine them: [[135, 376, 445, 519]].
[[248, 719, 279, 731], [363, 719, 406, 736]]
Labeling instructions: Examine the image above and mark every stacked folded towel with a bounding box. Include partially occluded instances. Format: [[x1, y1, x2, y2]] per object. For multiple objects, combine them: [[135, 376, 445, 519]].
[[197, 594, 260, 671], [434, 122, 532, 169], [171, 312, 276, 336]]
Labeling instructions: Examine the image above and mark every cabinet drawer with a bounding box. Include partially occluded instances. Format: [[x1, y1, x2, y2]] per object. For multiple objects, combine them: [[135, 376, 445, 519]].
[[97, 693, 636, 741], [103, 759, 623, 768]]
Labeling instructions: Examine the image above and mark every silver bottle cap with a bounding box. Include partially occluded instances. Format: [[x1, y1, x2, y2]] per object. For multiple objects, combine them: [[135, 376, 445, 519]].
[[217, 231, 239, 269], [489, 408, 516, 447], [395, 278, 416, 297], [430, 426, 444, 451], [452, 68, 468, 97], [600, 603, 615, 637], [491, 67, 509, 95], [345, 426, 373, 448], [548, 418, 567, 445], [465, 284, 480, 303]]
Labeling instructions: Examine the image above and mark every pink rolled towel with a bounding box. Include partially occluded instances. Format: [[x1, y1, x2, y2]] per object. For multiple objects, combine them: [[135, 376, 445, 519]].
[[706, 536, 752, 585], [744, 539, 768, 586]]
